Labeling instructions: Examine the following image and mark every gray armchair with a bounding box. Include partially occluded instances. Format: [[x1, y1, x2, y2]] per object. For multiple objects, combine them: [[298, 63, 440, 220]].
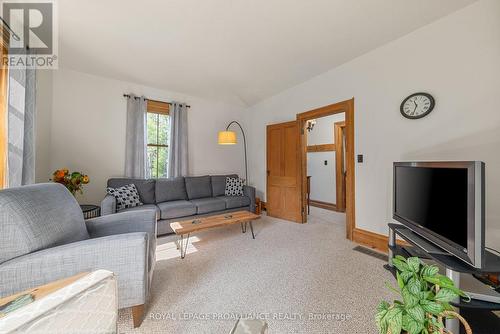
[[0, 183, 156, 327]]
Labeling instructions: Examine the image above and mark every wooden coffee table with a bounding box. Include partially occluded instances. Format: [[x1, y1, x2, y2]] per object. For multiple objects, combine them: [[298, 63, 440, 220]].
[[170, 210, 261, 259]]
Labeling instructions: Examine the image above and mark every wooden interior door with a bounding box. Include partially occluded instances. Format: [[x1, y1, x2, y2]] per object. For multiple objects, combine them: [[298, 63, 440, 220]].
[[266, 121, 302, 223]]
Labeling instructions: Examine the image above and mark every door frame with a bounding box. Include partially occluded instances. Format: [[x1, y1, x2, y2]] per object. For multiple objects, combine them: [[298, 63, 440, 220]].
[[334, 121, 346, 213], [296, 98, 355, 240]]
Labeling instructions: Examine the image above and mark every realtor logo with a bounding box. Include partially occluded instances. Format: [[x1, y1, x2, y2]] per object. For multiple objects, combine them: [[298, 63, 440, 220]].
[[1, 0, 58, 68]]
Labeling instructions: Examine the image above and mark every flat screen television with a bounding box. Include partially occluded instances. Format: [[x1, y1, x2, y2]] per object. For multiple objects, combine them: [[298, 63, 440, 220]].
[[393, 161, 485, 268]]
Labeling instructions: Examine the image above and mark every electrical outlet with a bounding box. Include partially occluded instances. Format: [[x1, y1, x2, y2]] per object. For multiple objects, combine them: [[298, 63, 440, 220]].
[[357, 155, 364, 163], [324, 160, 328, 165]]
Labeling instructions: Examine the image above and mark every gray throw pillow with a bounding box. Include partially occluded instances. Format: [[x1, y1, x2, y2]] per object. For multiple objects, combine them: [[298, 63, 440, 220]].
[[107, 184, 143, 210]]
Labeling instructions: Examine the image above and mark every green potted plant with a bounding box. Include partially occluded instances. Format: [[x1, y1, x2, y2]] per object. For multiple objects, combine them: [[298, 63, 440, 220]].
[[376, 256, 472, 334]]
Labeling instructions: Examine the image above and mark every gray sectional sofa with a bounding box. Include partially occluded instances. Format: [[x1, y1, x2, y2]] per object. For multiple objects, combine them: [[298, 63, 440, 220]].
[[101, 174, 256, 235]]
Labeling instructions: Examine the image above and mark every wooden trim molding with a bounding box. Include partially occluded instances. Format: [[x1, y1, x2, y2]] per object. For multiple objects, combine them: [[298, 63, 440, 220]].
[[334, 121, 346, 212], [309, 199, 337, 211], [352, 228, 389, 253], [352, 228, 410, 253], [306, 144, 335, 152], [297, 98, 355, 240]]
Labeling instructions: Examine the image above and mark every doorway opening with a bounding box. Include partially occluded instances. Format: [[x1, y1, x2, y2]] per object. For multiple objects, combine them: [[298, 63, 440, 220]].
[[297, 99, 355, 240]]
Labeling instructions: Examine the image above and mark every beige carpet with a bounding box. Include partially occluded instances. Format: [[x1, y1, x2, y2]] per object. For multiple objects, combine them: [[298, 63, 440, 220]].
[[118, 207, 394, 333]]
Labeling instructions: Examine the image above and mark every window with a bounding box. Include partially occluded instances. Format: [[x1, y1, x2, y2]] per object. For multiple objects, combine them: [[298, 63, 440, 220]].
[[146, 100, 170, 178]]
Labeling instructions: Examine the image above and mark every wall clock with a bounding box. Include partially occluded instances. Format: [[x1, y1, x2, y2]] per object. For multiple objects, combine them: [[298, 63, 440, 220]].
[[400, 92, 435, 119]]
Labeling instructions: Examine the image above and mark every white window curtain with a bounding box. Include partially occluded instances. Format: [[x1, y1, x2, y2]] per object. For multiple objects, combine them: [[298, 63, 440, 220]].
[[168, 102, 188, 177], [7, 56, 36, 187], [124, 94, 148, 178]]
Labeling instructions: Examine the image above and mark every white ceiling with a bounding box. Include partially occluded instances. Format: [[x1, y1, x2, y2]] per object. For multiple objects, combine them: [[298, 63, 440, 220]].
[[59, 0, 476, 106]]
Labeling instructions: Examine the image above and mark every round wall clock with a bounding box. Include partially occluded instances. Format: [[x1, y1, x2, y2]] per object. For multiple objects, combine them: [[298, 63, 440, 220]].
[[400, 92, 435, 119]]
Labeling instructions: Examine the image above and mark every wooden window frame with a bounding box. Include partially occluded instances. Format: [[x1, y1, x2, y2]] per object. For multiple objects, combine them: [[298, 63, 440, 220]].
[[146, 100, 169, 178]]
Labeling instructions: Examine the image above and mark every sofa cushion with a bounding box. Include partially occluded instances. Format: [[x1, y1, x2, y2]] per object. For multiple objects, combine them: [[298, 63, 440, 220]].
[[157, 200, 197, 220], [118, 204, 160, 220], [217, 196, 250, 209], [211, 174, 238, 197], [185, 176, 212, 199], [0, 183, 89, 264], [107, 178, 155, 204], [155, 177, 187, 203], [190, 198, 226, 214]]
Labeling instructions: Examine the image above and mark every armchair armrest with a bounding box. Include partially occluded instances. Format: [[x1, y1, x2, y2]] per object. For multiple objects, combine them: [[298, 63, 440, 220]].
[[86, 210, 157, 239], [0, 233, 149, 309], [101, 194, 117, 215], [243, 185, 256, 213], [86, 210, 157, 273]]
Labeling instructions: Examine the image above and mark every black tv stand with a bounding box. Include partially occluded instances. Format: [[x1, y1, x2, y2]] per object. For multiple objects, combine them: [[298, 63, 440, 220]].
[[387, 223, 500, 333]]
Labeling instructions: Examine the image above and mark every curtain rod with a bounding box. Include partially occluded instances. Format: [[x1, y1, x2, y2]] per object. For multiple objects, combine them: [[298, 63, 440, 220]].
[[123, 94, 191, 108]]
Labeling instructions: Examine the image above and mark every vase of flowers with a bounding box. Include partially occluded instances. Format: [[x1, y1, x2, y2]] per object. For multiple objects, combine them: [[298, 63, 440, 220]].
[[51, 169, 89, 196]]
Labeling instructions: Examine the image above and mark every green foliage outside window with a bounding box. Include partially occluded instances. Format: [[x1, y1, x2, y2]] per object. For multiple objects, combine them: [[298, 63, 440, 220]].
[[147, 112, 170, 178]]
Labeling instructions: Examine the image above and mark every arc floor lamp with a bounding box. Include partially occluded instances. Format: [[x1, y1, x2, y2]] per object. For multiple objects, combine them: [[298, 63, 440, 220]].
[[218, 121, 248, 185]]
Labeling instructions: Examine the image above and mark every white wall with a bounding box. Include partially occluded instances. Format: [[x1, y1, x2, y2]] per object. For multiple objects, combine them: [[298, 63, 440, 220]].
[[35, 70, 53, 183], [245, 0, 500, 247], [306, 114, 345, 203], [35, 69, 247, 205], [307, 114, 344, 146]]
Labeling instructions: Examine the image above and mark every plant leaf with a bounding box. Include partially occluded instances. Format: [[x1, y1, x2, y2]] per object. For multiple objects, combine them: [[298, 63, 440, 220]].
[[419, 290, 433, 300], [405, 315, 423, 334], [407, 277, 421, 295], [423, 275, 440, 285], [396, 271, 405, 290], [395, 255, 407, 262], [407, 257, 421, 273], [402, 287, 419, 308], [437, 274, 455, 286], [407, 304, 425, 323], [392, 258, 410, 273], [375, 308, 388, 333], [377, 301, 390, 313], [400, 270, 413, 283], [420, 299, 444, 315], [441, 302, 455, 311], [388, 310, 403, 334], [421, 264, 439, 277], [435, 288, 458, 303]]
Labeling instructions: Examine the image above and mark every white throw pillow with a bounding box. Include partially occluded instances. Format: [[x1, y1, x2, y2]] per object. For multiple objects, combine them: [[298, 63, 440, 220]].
[[225, 177, 244, 196], [106, 184, 143, 210]]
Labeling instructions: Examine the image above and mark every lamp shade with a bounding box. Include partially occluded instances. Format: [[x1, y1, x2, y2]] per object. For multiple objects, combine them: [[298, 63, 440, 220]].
[[218, 131, 237, 145]]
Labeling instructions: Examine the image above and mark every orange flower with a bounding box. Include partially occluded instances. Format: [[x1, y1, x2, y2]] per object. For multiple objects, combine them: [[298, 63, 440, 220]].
[[82, 175, 89, 184], [55, 170, 65, 179]]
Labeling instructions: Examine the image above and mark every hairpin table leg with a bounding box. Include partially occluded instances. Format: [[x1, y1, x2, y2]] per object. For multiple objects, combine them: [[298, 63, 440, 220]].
[[249, 221, 255, 239], [179, 233, 190, 259]]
